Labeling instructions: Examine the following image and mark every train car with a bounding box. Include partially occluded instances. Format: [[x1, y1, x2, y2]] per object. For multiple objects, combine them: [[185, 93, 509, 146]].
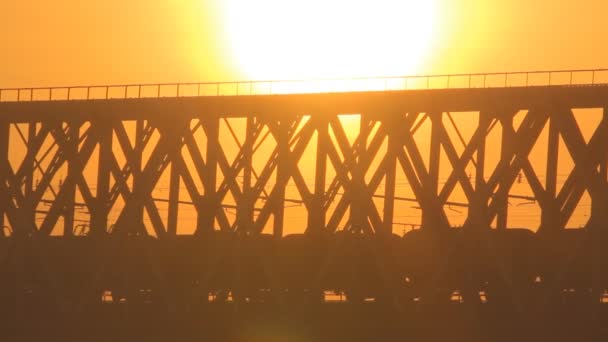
[[453, 227, 537, 306], [399, 227, 460, 304], [323, 230, 401, 303], [276, 232, 329, 303]]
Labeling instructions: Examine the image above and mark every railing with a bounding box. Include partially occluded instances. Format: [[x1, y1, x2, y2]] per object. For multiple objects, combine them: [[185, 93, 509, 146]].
[[1, 68, 608, 103]]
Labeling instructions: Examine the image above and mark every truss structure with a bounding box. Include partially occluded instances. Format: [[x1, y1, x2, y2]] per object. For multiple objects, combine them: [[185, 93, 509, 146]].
[[0, 86, 607, 238]]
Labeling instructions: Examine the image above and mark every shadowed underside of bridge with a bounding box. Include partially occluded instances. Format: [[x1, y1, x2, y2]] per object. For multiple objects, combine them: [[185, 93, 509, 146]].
[[1, 85, 608, 340]]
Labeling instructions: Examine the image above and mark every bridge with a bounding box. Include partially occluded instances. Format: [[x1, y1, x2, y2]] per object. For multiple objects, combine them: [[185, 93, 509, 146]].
[[1, 69, 608, 340]]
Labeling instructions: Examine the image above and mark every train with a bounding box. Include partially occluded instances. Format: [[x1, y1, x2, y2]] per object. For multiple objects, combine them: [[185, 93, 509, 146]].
[[1, 225, 607, 313]]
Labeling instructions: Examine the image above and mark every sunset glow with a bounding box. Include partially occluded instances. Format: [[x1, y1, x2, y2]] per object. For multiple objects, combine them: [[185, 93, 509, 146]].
[[222, 0, 438, 80]]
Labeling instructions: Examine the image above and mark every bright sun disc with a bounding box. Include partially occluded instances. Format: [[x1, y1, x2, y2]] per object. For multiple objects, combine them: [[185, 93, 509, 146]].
[[222, 0, 437, 80]]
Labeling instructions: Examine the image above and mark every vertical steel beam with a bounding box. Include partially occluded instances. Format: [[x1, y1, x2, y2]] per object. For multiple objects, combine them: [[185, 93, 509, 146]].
[[423, 112, 442, 230], [63, 123, 78, 236], [601, 110, 608, 184], [237, 116, 254, 233], [601, 109, 608, 214], [199, 116, 219, 233], [349, 115, 368, 232], [133, 119, 145, 235], [496, 114, 513, 230], [273, 119, 288, 238], [601, 108, 608, 184], [93, 119, 112, 235], [167, 119, 188, 236], [309, 118, 327, 233], [542, 116, 560, 230], [167, 159, 180, 236], [588, 108, 608, 228], [591, 107, 608, 301], [383, 117, 397, 235], [0, 121, 8, 236], [24, 123, 36, 225], [468, 112, 488, 229]]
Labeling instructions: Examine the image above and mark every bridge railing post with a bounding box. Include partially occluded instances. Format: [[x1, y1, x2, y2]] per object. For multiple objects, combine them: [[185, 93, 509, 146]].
[[4, 68, 608, 104]]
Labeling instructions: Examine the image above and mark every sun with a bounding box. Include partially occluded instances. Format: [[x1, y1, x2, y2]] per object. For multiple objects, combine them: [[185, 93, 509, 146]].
[[222, 0, 438, 81]]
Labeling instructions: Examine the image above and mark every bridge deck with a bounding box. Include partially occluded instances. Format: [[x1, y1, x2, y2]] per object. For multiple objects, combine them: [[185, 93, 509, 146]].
[[1, 84, 608, 122]]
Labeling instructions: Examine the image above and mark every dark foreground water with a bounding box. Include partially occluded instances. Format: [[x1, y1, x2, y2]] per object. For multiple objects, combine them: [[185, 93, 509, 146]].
[[2, 302, 608, 341]]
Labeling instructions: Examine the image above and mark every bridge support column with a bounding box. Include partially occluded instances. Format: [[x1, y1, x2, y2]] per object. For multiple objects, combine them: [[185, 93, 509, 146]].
[[588, 166, 608, 227], [422, 112, 443, 230], [588, 107, 608, 228], [496, 115, 514, 230], [167, 158, 180, 236], [24, 123, 36, 226], [272, 119, 290, 238], [349, 115, 371, 233], [466, 112, 490, 229], [133, 120, 145, 235], [92, 120, 112, 235], [0, 121, 8, 236], [541, 116, 560, 231], [308, 118, 327, 233], [383, 116, 397, 235], [197, 116, 219, 234], [236, 116, 255, 233], [63, 123, 79, 236]]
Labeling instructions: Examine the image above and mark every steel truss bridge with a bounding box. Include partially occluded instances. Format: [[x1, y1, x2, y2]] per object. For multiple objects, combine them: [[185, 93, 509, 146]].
[[1, 69, 608, 340]]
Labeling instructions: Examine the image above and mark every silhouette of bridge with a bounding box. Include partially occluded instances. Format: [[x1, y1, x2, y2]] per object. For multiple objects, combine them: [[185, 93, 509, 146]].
[[1, 69, 608, 340]]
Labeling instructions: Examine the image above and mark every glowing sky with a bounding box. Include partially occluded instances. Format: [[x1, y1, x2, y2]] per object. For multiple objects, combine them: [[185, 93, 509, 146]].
[[1, 0, 607, 87]]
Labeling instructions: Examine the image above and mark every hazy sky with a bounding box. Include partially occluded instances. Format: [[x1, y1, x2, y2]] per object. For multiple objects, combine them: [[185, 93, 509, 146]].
[[1, 0, 607, 87]]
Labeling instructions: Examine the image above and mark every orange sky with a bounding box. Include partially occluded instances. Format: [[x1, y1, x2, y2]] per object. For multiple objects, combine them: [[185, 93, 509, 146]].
[[1, 0, 607, 87]]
